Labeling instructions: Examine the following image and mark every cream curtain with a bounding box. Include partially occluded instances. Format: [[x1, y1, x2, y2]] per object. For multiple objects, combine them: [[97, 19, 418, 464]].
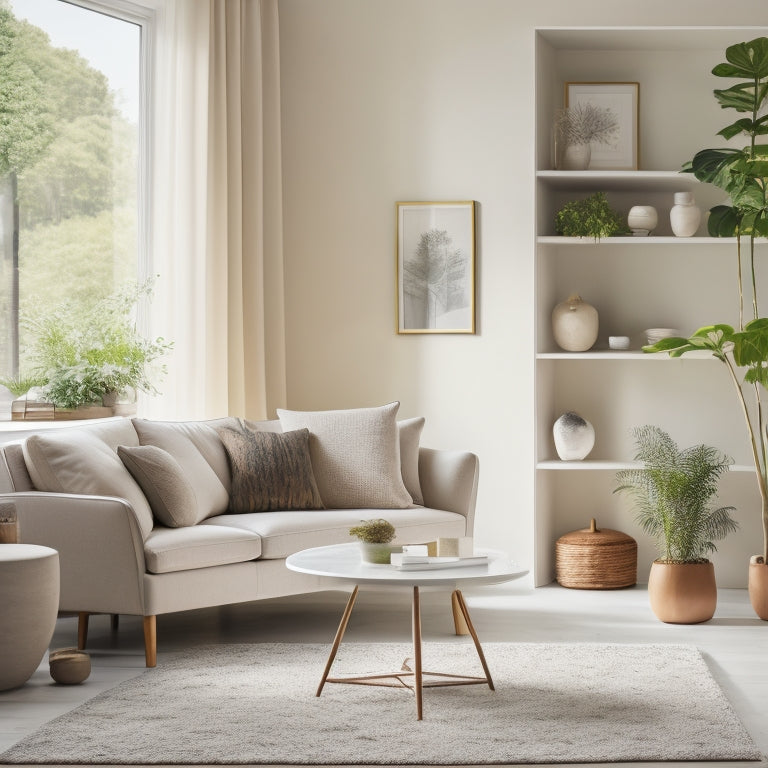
[[146, 0, 286, 421]]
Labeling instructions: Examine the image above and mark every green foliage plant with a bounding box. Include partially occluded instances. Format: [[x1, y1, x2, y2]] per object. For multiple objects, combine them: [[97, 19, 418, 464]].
[[349, 519, 396, 544], [615, 426, 738, 563], [644, 38, 768, 563], [555, 192, 629, 240], [22, 280, 172, 410]]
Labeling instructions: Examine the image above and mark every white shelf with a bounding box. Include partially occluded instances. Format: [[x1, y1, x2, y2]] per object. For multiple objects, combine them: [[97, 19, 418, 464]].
[[537, 460, 754, 473], [536, 350, 715, 360], [536, 170, 699, 191], [537, 236, 744, 246]]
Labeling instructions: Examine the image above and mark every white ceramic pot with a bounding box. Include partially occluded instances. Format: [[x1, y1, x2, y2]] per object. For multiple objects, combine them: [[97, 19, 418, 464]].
[[561, 143, 591, 171], [670, 191, 701, 237], [627, 205, 658, 236], [553, 412, 595, 461], [551, 294, 599, 352]]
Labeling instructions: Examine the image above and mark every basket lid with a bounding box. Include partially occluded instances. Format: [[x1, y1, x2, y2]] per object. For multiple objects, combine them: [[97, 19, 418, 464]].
[[557, 518, 635, 547]]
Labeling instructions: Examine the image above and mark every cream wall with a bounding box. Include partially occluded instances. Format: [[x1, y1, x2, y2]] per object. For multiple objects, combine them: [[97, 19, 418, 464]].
[[277, 0, 768, 580]]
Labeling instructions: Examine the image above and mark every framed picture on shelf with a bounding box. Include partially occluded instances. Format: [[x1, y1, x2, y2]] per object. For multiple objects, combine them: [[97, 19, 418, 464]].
[[565, 82, 639, 170], [396, 201, 476, 334]]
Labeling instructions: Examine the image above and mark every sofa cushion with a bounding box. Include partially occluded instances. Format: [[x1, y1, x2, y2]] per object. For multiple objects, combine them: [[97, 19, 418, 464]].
[[22, 419, 155, 539], [218, 427, 324, 512], [118, 445, 198, 528], [398, 417, 425, 506], [143, 524, 262, 574], [277, 402, 413, 509], [132, 418, 237, 523], [202, 507, 466, 560]]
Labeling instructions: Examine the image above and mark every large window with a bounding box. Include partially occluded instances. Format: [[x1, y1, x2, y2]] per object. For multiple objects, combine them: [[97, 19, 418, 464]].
[[0, 0, 149, 392]]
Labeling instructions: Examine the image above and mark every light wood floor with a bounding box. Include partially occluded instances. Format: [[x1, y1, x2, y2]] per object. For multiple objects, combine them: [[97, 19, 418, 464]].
[[1, 583, 767, 767]]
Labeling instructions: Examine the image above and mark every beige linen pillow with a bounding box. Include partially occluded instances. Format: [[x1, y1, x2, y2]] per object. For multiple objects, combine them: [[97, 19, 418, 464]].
[[118, 445, 198, 528], [132, 419, 232, 522], [22, 420, 154, 539], [398, 417, 425, 506], [277, 402, 413, 509], [218, 427, 324, 512]]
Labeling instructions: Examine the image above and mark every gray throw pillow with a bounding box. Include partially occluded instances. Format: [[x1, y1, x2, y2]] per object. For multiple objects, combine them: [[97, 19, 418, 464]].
[[118, 444, 198, 528], [217, 427, 324, 512]]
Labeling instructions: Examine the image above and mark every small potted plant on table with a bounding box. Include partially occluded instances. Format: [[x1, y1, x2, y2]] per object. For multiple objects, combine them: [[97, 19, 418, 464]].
[[615, 425, 738, 624], [349, 519, 397, 564]]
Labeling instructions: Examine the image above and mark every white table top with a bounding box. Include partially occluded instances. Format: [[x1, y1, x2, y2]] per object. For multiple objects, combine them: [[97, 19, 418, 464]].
[[285, 543, 527, 588], [0, 544, 58, 562]]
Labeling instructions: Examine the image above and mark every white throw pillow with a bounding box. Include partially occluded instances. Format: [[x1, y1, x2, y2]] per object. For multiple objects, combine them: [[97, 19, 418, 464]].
[[132, 418, 234, 522], [398, 416, 425, 506], [277, 402, 413, 509], [23, 420, 155, 539]]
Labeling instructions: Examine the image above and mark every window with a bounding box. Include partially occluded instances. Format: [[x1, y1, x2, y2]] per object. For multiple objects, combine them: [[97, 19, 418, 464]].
[[0, 0, 152, 393]]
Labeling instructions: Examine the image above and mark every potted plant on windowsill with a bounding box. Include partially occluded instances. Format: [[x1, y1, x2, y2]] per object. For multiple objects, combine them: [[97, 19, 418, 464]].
[[615, 426, 738, 624], [349, 519, 397, 564], [643, 37, 768, 618], [3, 280, 172, 419]]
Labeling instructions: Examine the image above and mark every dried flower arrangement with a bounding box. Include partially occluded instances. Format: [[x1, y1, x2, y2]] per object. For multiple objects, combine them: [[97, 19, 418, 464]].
[[556, 102, 619, 146]]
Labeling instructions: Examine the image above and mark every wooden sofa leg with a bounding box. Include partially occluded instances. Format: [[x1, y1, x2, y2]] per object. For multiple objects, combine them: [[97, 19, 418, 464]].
[[143, 615, 157, 668], [78, 612, 90, 649]]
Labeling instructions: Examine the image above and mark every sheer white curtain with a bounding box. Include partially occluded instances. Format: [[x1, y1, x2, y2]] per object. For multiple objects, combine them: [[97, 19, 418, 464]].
[[146, 0, 286, 420]]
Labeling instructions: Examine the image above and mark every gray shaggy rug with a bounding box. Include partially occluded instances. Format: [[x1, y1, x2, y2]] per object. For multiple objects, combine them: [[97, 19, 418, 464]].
[[1, 642, 761, 764]]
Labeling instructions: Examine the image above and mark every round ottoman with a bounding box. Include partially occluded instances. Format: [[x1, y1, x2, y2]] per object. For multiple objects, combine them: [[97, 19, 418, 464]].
[[0, 544, 60, 691]]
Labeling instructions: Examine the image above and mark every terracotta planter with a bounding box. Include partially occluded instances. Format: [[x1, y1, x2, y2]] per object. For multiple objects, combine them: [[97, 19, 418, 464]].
[[647, 560, 717, 624], [748, 559, 768, 620]]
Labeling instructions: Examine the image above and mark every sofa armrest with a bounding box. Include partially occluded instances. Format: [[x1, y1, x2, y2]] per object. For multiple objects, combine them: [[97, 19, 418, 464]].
[[3, 492, 147, 615], [417, 448, 479, 537]]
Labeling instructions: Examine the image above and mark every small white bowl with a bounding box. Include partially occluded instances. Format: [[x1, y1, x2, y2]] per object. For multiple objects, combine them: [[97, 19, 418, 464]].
[[608, 336, 631, 350], [645, 328, 680, 345]]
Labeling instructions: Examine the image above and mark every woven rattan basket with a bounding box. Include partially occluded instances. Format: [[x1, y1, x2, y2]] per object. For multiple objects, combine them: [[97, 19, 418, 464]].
[[556, 518, 637, 589]]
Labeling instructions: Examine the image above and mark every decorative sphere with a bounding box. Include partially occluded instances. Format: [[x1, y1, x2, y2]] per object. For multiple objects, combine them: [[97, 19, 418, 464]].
[[49, 649, 91, 684], [553, 412, 595, 461], [627, 205, 658, 236]]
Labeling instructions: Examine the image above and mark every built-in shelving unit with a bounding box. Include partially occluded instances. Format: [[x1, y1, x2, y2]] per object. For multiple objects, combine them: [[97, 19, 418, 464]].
[[534, 25, 768, 589]]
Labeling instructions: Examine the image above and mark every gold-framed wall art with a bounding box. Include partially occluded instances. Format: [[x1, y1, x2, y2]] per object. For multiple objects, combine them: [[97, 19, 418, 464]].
[[395, 201, 476, 334], [565, 82, 640, 170]]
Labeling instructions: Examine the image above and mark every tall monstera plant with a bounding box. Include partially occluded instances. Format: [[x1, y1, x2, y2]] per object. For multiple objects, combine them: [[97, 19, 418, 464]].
[[645, 39, 768, 606]]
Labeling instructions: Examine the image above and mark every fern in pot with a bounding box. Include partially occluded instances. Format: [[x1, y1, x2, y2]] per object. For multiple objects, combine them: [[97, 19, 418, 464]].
[[615, 426, 738, 624]]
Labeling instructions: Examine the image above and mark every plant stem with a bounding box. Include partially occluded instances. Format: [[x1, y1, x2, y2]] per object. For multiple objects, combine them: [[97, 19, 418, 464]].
[[723, 355, 768, 561], [737, 233, 745, 330]]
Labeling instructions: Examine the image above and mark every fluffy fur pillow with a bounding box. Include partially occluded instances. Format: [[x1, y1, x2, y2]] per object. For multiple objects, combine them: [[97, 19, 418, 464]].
[[217, 427, 324, 512]]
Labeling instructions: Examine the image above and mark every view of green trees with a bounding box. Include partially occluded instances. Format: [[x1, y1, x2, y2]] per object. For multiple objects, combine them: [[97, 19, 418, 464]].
[[0, 1, 137, 382]]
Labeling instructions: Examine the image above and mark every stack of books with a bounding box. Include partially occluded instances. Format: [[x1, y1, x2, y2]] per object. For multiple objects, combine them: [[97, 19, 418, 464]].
[[390, 544, 489, 571]]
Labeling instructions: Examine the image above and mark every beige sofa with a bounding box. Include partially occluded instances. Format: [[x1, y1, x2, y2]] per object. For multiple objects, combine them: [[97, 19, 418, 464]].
[[0, 403, 478, 667]]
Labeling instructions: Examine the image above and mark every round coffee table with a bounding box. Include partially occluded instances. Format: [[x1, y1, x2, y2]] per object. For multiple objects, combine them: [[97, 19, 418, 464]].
[[286, 543, 527, 720]]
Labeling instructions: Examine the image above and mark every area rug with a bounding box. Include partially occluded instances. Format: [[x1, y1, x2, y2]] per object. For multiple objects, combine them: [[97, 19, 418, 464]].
[[1, 642, 761, 764]]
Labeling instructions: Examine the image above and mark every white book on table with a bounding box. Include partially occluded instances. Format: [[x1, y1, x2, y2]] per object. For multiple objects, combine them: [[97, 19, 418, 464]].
[[392, 555, 489, 571]]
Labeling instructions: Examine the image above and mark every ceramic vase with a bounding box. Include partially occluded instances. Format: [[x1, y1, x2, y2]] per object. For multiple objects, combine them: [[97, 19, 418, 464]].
[[670, 191, 701, 237], [748, 558, 768, 620], [627, 205, 658, 236], [561, 143, 591, 171], [552, 294, 598, 352], [553, 412, 595, 461], [647, 561, 716, 624]]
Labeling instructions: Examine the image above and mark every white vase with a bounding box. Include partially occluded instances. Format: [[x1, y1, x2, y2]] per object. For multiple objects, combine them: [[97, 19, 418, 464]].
[[627, 205, 658, 236], [561, 143, 591, 171], [553, 412, 595, 461], [551, 294, 599, 352], [670, 191, 701, 237]]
